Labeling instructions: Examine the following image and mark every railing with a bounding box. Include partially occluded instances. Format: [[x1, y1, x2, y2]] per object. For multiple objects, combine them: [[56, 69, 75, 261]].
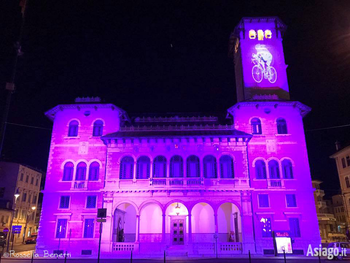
[[73, 181, 86, 189], [113, 242, 136, 252], [219, 242, 242, 254], [267, 179, 284, 188]]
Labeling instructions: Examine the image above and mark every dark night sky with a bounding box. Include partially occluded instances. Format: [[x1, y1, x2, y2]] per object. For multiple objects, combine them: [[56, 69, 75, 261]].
[[1, 0, 350, 198]]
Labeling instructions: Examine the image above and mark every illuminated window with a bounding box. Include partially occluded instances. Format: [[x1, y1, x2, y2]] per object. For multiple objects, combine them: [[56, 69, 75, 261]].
[[63, 162, 74, 181], [68, 120, 79, 137], [170, 155, 183, 178], [84, 219, 94, 238], [251, 118, 262, 134], [286, 194, 297, 207], [255, 160, 267, 179], [92, 120, 103, 136], [187, 155, 200, 178], [265, 30, 272, 39], [120, 156, 134, 179], [220, 155, 234, 178], [268, 160, 280, 179], [76, 162, 87, 181], [257, 30, 264, 41], [260, 217, 272, 237], [249, 29, 256, 39], [153, 156, 167, 178], [137, 156, 150, 179], [203, 155, 217, 178], [59, 196, 70, 209], [342, 158, 346, 168], [258, 194, 269, 208], [289, 218, 301, 237], [282, 160, 293, 179], [88, 162, 100, 181], [346, 177, 350, 188], [56, 219, 67, 238]]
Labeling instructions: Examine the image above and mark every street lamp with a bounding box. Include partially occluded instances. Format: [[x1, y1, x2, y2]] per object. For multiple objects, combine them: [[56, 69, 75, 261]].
[[7, 189, 20, 252], [23, 206, 36, 243]]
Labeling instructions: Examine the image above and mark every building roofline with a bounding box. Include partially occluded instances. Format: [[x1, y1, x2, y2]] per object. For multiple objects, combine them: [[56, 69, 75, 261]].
[[44, 103, 130, 122], [330, 144, 350, 158], [227, 101, 311, 118]]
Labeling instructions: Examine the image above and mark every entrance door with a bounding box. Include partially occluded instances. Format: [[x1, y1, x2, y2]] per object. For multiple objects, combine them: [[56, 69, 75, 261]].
[[171, 218, 184, 245]]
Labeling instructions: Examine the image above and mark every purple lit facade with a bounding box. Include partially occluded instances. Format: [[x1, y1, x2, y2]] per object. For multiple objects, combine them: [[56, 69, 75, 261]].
[[36, 17, 320, 257]]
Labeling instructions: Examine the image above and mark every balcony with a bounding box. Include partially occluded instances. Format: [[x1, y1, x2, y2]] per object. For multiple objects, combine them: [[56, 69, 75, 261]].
[[72, 181, 87, 190], [267, 179, 284, 188]]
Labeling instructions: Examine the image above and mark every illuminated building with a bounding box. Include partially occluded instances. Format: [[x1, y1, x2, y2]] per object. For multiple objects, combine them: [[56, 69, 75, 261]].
[[36, 17, 320, 257]]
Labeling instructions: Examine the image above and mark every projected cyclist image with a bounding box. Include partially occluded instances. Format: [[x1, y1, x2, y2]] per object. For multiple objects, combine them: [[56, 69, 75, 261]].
[[251, 44, 277, 84]]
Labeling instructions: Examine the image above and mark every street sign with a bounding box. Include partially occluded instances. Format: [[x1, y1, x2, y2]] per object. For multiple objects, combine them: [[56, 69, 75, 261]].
[[3, 228, 9, 233], [12, 225, 22, 234], [97, 208, 107, 218], [97, 219, 106, 223]]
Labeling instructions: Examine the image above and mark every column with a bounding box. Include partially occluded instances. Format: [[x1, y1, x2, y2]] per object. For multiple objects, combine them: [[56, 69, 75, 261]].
[[135, 215, 140, 242], [241, 191, 256, 254], [188, 214, 192, 243], [150, 161, 153, 183], [133, 162, 137, 182], [162, 213, 166, 243]]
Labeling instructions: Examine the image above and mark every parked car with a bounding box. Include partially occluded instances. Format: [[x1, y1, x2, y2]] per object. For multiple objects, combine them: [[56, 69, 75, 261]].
[[25, 233, 37, 244], [0, 232, 6, 247], [327, 242, 350, 260]]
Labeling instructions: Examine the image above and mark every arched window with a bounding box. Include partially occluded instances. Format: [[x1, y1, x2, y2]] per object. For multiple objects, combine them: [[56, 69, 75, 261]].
[[346, 177, 350, 188], [282, 159, 293, 179], [255, 160, 267, 179], [153, 156, 167, 178], [137, 156, 150, 179], [93, 120, 103, 136], [203, 155, 217, 178], [277, 118, 288, 134], [62, 162, 74, 181], [76, 162, 87, 181], [170, 155, 183, 178], [268, 160, 280, 179], [186, 155, 200, 178], [120, 156, 134, 179], [220, 155, 234, 178], [251, 118, 262, 134], [88, 162, 100, 181], [68, 120, 79, 137]]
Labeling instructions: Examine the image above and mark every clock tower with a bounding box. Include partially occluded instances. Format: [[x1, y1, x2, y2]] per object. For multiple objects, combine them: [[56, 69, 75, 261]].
[[230, 17, 290, 102]]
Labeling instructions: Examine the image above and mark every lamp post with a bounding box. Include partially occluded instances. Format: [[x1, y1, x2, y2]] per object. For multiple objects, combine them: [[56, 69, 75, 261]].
[[7, 189, 20, 252], [23, 206, 36, 244]]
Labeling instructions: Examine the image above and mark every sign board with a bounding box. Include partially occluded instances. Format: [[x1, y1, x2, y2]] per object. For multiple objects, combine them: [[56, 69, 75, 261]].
[[97, 208, 107, 218], [273, 231, 293, 254], [12, 225, 22, 234], [3, 228, 9, 233], [97, 219, 106, 223]]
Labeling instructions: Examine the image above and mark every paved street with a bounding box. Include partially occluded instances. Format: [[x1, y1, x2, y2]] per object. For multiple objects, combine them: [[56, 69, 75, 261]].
[[0, 256, 346, 262]]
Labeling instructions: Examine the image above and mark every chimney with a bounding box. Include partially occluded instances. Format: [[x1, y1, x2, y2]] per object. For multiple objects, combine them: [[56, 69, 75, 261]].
[[335, 141, 341, 151]]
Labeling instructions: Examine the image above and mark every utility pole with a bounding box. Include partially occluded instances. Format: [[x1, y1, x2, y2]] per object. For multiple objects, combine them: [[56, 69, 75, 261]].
[[0, 0, 28, 158]]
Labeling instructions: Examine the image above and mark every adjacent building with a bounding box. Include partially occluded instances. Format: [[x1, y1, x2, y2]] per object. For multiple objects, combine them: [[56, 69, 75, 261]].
[[37, 17, 320, 257], [330, 144, 350, 232], [0, 162, 42, 244], [332, 194, 347, 237]]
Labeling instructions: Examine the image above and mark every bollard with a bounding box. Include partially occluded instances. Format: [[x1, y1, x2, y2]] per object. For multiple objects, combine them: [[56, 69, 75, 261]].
[[0, 249, 2, 263], [318, 253, 321, 263], [64, 251, 67, 263], [30, 251, 34, 263], [248, 250, 251, 263], [283, 250, 286, 263], [164, 250, 166, 263], [130, 250, 132, 263]]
